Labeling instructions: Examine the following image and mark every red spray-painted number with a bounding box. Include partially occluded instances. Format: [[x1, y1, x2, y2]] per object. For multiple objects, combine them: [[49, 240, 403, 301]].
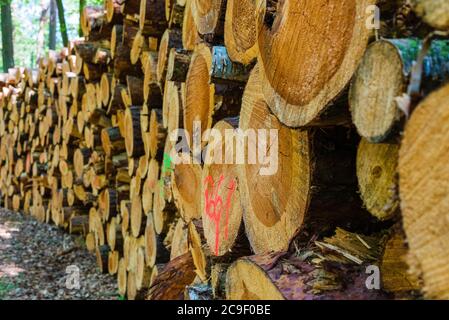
[[204, 175, 236, 256]]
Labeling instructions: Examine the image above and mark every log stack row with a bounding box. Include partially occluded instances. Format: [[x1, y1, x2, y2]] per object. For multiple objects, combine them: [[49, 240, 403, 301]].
[[0, 0, 449, 300]]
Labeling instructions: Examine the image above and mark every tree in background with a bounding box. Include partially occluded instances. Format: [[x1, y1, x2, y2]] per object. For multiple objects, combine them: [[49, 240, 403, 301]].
[[56, 0, 68, 47], [79, 0, 86, 37], [49, 0, 56, 50], [36, 0, 49, 62], [1, 0, 15, 71]]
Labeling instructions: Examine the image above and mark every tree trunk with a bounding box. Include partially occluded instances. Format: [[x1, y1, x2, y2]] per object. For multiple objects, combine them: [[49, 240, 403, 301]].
[[49, 0, 57, 50], [79, 0, 86, 37], [56, 0, 69, 47]]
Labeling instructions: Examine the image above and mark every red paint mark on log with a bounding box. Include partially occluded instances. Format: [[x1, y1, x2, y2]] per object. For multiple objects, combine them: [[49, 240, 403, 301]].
[[204, 175, 236, 255]]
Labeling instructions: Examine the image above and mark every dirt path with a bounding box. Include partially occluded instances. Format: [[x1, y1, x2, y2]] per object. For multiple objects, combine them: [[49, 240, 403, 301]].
[[0, 209, 118, 300]]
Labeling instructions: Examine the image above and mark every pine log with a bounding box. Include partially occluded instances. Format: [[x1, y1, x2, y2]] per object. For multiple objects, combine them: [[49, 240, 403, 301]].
[[256, 0, 374, 127], [182, 0, 200, 50], [224, 0, 258, 65], [356, 139, 400, 221], [201, 119, 249, 257], [171, 153, 202, 222], [226, 253, 388, 300], [411, 0, 449, 30], [147, 252, 197, 300], [350, 39, 449, 143], [124, 106, 145, 157], [238, 65, 371, 254], [139, 0, 168, 37], [190, 0, 226, 42], [399, 83, 449, 299], [157, 29, 183, 86]]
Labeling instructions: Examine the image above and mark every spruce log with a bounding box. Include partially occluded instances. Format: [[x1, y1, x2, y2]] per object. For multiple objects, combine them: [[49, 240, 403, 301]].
[[350, 39, 449, 143], [182, 0, 200, 50], [226, 253, 388, 300], [411, 0, 449, 30], [238, 65, 370, 254], [256, 0, 375, 127], [356, 139, 400, 221], [399, 83, 449, 299], [224, 0, 258, 65], [201, 119, 249, 257]]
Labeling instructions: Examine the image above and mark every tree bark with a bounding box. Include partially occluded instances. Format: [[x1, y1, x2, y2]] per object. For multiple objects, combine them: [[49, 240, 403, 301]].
[[56, 0, 69, 47]]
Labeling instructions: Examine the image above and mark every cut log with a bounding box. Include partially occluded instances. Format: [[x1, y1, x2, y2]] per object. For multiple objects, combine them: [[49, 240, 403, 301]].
[[238, 65, 369, 254], [171, 153, 202, 222], [411, 0, 449, 30], [201, 119, 248, 257], [157, 29, 183, 87], [144, 213, 170, 266], [124, 106, 145, 157], [399, 83, 449, 299], [190, 0, 226, 41], [224, 0, 258, 65], [226, 253, 388, 300], [380, 225, 423, 298], [182, 0, 200, 50], [350, 39, 449, 143], [256, 0, 374, 127], [147, 252, 197, 300], [139, 0, 168, 37], [356, 139, 400, 221]]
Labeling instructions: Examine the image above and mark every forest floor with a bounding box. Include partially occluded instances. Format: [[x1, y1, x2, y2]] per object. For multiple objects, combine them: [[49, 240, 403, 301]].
[[0, 208, 119, 300]]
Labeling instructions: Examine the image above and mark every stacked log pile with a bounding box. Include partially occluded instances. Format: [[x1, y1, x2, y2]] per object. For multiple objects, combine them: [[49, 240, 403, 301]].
[[0, 0, 449, 300]]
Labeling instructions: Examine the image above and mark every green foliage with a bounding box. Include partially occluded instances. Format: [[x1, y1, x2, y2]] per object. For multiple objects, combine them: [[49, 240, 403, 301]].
[[0, 0, 105, 69], [0, 278, 16, 300]]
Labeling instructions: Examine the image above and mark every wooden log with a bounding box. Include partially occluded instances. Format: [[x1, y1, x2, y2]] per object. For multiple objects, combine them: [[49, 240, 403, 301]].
[[256, 0, 374, 127], [399, 83, 449, 299], [139, 0, 168, 37], [171, 153, 201, 222], [356, 139, 400, 221], [124, 106, 145, 157], [238, 65, 370, 254], [380, 225, 423, 298], [144, 213, 170, 267], [226, 253, 389, 300], [185, 43, 243, 148], [201, 119, 249, 257], [149, 109, 167, 160], [166, 48, 191, 82], [224, 0, 258, 65], [101, 126, 125, 156], [170, 218, 189, 259], [190, 0, 226, 42], [411, 0, 449, 30], [350, 39, 449, 143], [157, 29, 183, 86], [153, 180, 177, 235], [182, 0, 200, 50], [106, 0, 124, 24], [146, 252, 197, 300], [143, 52, 163, 107]]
